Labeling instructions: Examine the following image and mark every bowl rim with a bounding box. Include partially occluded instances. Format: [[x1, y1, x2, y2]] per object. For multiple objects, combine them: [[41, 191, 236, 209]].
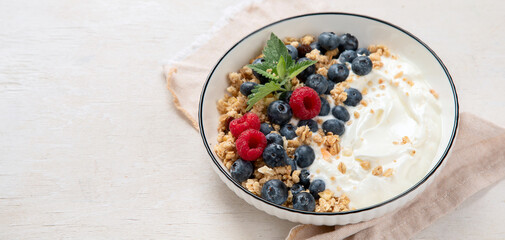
[[198, 12, 459, 215]]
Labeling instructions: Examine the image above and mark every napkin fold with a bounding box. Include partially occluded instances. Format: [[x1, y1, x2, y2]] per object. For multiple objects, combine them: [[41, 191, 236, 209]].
[[163, 0, 505, 238]]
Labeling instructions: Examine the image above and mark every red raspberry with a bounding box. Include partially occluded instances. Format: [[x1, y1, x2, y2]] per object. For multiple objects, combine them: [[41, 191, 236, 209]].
[[289, 87, 321, 120], [229, 112, 261, 137], [236, 129, 267, 161]]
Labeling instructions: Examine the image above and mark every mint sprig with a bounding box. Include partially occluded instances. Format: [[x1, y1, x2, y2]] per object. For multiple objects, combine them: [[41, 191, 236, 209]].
[[245, 33, 316, 111]]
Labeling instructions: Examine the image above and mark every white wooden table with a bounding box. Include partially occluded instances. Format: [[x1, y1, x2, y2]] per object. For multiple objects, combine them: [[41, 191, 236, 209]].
[[1, 1, 504, 239]]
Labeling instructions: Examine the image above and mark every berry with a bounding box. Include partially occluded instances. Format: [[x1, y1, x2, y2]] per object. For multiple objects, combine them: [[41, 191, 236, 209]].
[[332, 106, 350, 122], [251, 58, 269, 84], [338, 50, 357, 64], [267, 100, 292, 125], [265, 133, 283, 146], [290, 183, 305, 196], [293, 192, 316, 211], [240, 82, 258, 96], [310, 41, 326, 55], [318, 32, 340, 50], [338, 33, 358, 51], [230, 158, 254, 183], [236, 129, 267, 161], [325, 80, 335, 95], [289, 87, 321, 120], [229, 112, 261, 137], [296, 57, 316, 81], [286, 44, 298, 60], [327, 63, 349, 83], [286, 158, 297, 172], [299, 169, 311, 188], [297, 44, 312, 58], [356, 47, 370, 56], [343, 88, 363, 106], [261, 179, 288, 205], [351, 56, 373, 76], [322, 119, 345, 136], [262, 143, 287, 168], [294, 145, 315, 168], [280, 123, 297, 140], [309, 179, 325, 199], [279, 91, 293, 103], [260, 122, 274, 135], [297, 119, 318, 132], [305, 74, 328, 95], [319, 97, 330, 116]]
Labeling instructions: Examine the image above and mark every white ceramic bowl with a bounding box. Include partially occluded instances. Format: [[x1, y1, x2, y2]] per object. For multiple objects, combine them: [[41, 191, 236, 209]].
[[199, 13, 459, 225]]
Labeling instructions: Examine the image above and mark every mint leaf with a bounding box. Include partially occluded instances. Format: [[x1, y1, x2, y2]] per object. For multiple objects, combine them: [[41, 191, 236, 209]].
[[262, 33, 294, 69], [248, 63, 278, 81], [287, 59, 317, 79], [246, 81, 283, 111], [276, 56, 286, 79]]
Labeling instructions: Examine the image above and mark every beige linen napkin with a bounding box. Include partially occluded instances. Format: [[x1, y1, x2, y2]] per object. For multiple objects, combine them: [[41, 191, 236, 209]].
[[164, 0, 505, 239]]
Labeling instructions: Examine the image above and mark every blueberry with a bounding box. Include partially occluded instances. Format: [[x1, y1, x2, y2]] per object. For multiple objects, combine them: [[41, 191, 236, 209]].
[[252, 58, 269, 84], [327, 63, 349, 83], [294, 145, 315, 168], [319, 97, 330, 116], [309, 179, 326, 199], [280, 123, 297, 140], [325, 80, 335, 95], [351, 56, 373, 76], [267, 100, 292, 125], [310, 41, 326, 55], [261, 179, 288, 205], [266, 133, 283, 146], [338, 50, 357, 64], [260, 122, 274, 135], [290, 183, 305, 196], [299, 169, 311, 188], [332, 106, 350, 122], [293, 192, 316, 212], [343, 88, 363, 107], [305, 74, 328, 95], [338, 33, 358, 51], [356, 47, 370, 56], [322, 119, 345, 136], [286, 158, 297, 172], [318, 32, 340, 50], [297, 119, 318, 132], [230, 158, 254, 183], [286, 44, 298, 60], [262, 143, 287, 168], [296, 57, 316, 82], [240, 82, 257, 97], [279, 91, 293, 103]]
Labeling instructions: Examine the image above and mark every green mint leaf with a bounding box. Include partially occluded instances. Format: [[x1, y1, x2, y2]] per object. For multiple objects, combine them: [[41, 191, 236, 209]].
[[276, 56, 286, 79], [246, 81, 283, 111], [262, 33, 294, 69], [248, 63, 278, 81], [287, 59, 317, 79]]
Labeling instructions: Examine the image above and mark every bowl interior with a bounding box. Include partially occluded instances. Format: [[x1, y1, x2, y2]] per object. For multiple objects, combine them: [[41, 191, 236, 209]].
[[199, 13, 457, 213]]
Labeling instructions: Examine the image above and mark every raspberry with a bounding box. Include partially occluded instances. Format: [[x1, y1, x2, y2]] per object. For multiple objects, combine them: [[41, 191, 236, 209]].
[[229, 112, 261, 137], [236, 129, 267, 161], [289, 87, 321, 120]]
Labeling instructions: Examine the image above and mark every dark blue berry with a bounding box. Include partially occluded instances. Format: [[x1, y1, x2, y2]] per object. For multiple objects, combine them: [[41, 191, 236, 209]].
[[260, 122, 274, 135], [240, 82, 258, 96], [280, 123, 297, 140], [230, 158, 254, 183], [327, 63, 349, 83], [267, 100, 292, 125], [262, 143, 287, 168], [279, 91, 293, 103], [310, 41, 326, 55], [322, 119, 345, 136], [319, 97, 330, 116], [261, 179, 288, 205], [266, 133, 283, 146], [299, 169, 311, 188], [338, 33, 358, 51], [290, 183, 305, 196], [325, 80, 335, 95], [309, 179, 325, 199], [351, 56, 373, 76], [343, 88, 363, 107], [332, 106, 350, 122], [338, 50, 357, 64], [252, 58, 269, 84], [318, 32, 340, 50], [294, 145, 315, 168], [286, 45, 298, 60], [297, 119, 318, 132], [293, 192, 316, 212], [305, 74, 328, 95], [356, 47, 370, 56], [296, 57, 316, 82], [286, 158, 297, 172]]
